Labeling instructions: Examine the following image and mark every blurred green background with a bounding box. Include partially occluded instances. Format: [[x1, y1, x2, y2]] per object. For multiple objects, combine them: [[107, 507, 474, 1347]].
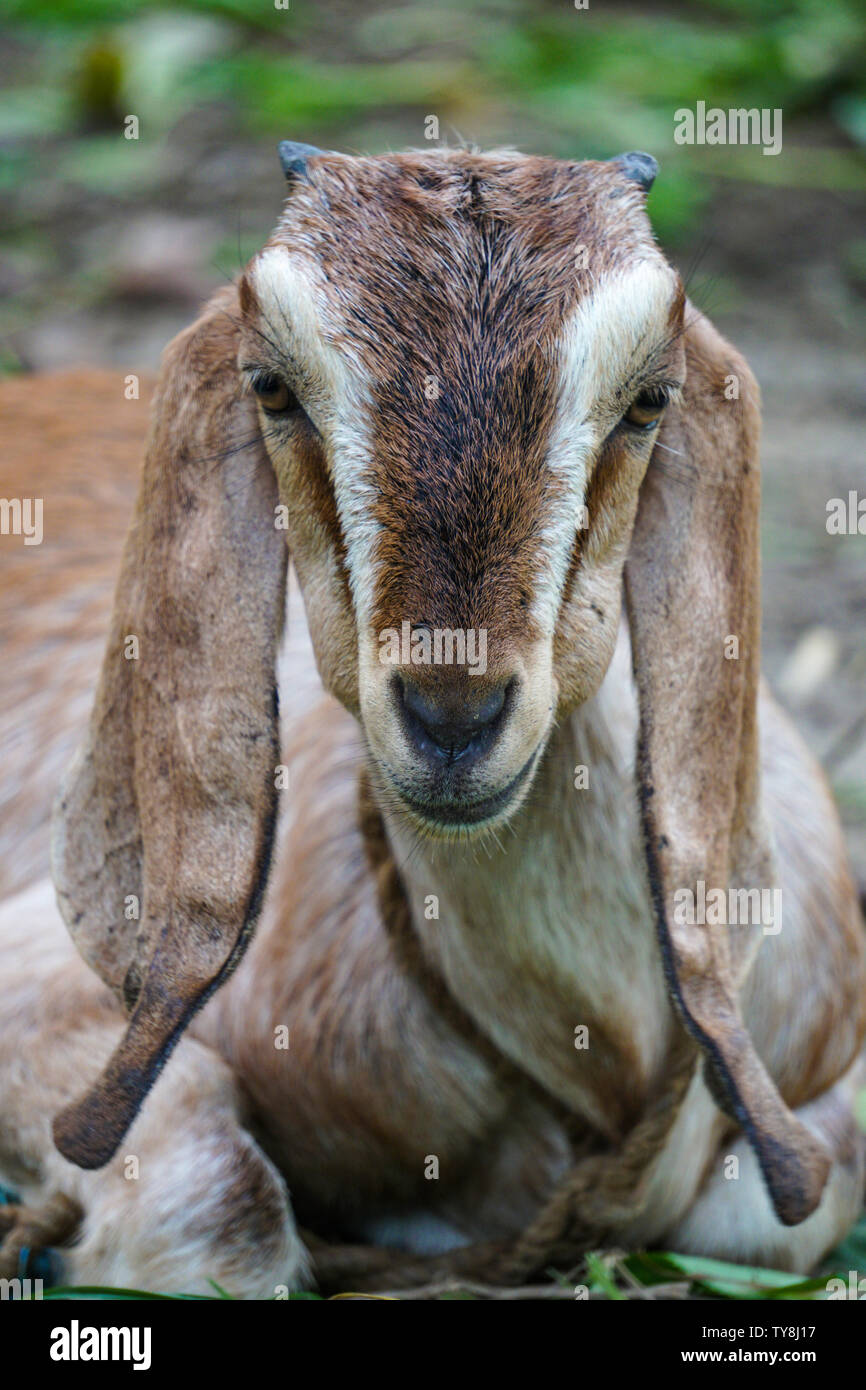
[[1, 0, 865, 367], [0, 0, 865, 860]]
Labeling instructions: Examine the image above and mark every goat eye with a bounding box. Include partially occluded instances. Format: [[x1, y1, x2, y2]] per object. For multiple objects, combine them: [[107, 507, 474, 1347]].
[[251, 373, 297, 415], [624, 387, 669, 430]]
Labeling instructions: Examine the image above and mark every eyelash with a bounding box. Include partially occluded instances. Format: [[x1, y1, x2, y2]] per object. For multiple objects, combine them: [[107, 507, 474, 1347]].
[[619, 382, 677, 434], [244, 367, 304, 419]]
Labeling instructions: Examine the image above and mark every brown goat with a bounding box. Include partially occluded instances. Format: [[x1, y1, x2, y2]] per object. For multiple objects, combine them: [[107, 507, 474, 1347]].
[[0, 147, 863, 1295]]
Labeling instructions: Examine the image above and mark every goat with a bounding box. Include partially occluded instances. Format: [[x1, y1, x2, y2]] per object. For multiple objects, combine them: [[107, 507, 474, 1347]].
[[0, 146, 863, 1296]]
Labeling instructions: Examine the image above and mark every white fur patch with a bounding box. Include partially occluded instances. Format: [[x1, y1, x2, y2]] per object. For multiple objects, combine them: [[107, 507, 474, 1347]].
[[533, 260, 679, 632], [252, 247, 382, 627]]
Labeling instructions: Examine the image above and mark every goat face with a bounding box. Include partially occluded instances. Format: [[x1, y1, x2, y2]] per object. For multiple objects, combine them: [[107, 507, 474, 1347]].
[[239, 150, 684, 835]]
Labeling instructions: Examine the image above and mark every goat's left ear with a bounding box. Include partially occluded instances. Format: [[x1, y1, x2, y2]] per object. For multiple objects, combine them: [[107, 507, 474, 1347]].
[[624, 305, 831, 1227], [51, 284, 287, 1168]]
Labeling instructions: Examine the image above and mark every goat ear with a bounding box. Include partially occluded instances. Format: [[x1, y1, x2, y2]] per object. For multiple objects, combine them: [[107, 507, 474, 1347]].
[[51, 285, 287, 1168], [624, 305, 831, 1226]]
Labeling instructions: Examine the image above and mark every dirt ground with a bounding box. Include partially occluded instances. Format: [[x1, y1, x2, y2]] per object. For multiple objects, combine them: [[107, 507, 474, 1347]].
[[705, 183, 866, 877]]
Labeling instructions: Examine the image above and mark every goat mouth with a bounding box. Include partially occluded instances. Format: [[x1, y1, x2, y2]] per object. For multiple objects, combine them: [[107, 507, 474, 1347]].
[[394, 747, 540, 832]]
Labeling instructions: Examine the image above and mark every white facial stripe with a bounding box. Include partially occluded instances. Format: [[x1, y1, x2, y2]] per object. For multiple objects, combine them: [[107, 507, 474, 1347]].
[[251, 246, 382, 627], [253, 248, 677, 644], [533, 261, 679, 632]]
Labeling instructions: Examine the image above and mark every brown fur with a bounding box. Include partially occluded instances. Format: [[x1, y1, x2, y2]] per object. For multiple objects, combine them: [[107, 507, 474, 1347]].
[[0, 148, 863, 1294]]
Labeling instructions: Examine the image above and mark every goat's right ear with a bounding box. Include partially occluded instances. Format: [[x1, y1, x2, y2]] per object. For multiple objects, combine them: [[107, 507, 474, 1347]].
[[51, 285, 288, 1168]]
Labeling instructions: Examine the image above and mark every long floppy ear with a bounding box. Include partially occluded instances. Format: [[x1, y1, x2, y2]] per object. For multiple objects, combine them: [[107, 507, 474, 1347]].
[[624, 306, 831, 1227], [51, 285, 287, 1168]]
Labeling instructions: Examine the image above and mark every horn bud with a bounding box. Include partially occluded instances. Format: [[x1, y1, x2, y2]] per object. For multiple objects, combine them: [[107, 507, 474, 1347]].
[[610, 150, 658, 192], [278, 140, 325, 181]]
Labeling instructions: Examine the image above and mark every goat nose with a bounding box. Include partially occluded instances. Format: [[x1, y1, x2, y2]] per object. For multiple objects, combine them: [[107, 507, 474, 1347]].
[[397, 676, 511, 762]]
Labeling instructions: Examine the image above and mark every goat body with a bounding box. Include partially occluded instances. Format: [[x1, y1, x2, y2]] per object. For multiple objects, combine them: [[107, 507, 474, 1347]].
[[0, 149, 863, 1294]]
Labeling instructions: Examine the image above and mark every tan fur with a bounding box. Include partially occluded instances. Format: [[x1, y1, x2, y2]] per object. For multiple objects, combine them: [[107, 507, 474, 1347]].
[[0, 370, 152, 901], [0, 148, 863, 1295]]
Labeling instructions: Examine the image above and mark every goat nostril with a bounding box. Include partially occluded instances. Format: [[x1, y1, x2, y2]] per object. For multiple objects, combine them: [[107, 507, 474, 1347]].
[[397, 676, 513, 761], [472, 683, 507, 728]]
